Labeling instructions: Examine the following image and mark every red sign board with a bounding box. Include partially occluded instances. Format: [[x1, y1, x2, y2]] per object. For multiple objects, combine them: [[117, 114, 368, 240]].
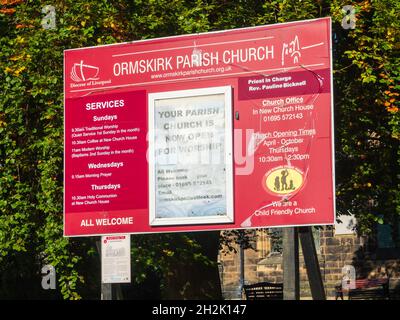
[[64, 17, 335, 236]]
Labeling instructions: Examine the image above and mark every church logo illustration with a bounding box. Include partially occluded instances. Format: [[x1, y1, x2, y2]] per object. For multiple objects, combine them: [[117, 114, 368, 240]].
[[263, 166, 304, 196]]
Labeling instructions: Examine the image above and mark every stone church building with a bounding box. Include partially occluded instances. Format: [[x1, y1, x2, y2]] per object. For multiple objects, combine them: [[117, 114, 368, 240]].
[[218, 217, 400, 299]]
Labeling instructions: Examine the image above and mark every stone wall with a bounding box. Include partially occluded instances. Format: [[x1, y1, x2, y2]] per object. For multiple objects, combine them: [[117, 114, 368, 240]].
[[218, 226, 400, 299], [219, 243, 260, 299]]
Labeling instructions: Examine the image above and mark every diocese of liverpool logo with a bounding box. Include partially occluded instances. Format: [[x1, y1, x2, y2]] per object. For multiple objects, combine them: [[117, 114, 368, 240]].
[[70, 60, 99, 82]]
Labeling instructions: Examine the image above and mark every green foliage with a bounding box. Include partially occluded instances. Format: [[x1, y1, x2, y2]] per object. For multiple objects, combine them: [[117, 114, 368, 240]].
[[330, 0, 400, 235], [0, 0, 399, 299]]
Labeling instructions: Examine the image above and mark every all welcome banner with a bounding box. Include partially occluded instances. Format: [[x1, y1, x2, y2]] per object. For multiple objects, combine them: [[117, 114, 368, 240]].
[[64, 17, 335, 236]]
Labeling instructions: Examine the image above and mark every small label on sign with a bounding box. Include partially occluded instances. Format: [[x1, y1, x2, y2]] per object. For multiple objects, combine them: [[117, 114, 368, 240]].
[[101, 234, 131, 283]]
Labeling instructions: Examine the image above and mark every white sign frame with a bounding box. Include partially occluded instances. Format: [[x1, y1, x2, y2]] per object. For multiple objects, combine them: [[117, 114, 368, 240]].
[[148, 86, 234, 226]]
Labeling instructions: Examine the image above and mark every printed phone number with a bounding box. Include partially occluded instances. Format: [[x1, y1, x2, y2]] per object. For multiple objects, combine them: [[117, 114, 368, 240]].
[[263, 112, 303, 122]]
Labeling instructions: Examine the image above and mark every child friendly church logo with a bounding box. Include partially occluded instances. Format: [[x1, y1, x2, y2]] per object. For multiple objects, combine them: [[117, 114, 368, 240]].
[[263, 166, 304, 196]]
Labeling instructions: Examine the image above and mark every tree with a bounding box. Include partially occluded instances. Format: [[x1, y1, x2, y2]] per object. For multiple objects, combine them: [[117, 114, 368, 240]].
[[331, 0, 400, 242]]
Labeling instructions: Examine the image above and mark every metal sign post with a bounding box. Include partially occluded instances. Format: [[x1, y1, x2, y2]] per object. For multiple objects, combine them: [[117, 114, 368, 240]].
[[96, 240, 112, 300], [101, 283, 112, 300], [282, 227, 326, 300], [299, 226, 326, 300], [283, 227, 300, 300], [239, 230, 245, 298], [99, 235, 130, 300]]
